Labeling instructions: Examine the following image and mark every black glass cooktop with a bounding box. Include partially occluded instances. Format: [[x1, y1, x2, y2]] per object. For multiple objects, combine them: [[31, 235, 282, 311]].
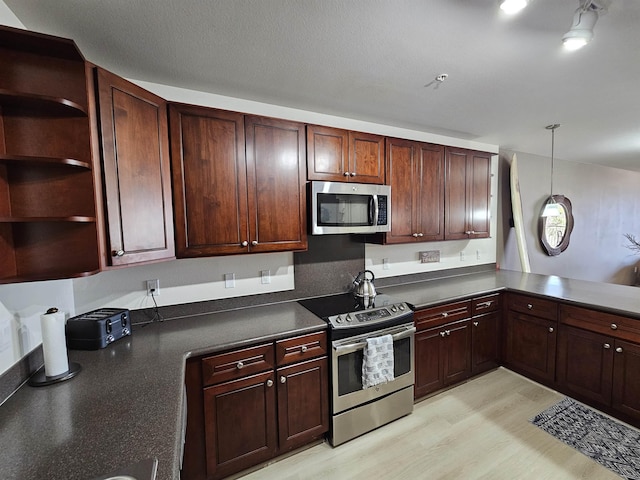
[[298, 292, 406, 320]]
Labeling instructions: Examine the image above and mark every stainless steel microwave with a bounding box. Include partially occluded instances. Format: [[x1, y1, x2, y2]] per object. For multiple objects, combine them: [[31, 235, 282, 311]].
[[310, 181, 391, 235]]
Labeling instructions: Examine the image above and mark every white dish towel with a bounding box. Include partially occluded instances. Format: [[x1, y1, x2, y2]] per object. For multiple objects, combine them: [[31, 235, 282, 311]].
[[362, 334, 395, 389]]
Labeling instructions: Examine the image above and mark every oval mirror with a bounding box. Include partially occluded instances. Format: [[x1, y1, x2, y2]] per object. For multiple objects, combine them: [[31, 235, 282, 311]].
[[539, 195, 574, 256]]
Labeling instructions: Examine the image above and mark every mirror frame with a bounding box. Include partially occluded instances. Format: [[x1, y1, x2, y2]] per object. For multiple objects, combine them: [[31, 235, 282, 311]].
[[539, 195, 574, 256]]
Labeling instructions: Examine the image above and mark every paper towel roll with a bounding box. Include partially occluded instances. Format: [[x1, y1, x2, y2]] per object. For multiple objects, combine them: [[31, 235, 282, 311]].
[[40, 308, 69, 377]]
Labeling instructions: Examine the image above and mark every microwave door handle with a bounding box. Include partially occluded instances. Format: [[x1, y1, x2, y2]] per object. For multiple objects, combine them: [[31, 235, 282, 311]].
[[370, 195, 379, 226]]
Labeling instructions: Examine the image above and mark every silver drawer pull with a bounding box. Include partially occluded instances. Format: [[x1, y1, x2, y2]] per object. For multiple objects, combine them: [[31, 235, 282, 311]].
[[616, 347, 623, 353], [280, 376, 286, 384], [266, 379, 274, 387], [300, 345, 308, 353], [527, 304, 533, 310], [440, 331, 446, 337], [473, 321, 479, 327], [604, 343, 611, 349], [548, 327, 554, 333], [611, 323, 618, 330], [236, 361, 244, 369], [442, 312, 448, 317]]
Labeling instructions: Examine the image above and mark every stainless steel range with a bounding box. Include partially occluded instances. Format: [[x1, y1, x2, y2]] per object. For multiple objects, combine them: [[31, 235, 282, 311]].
[[299, 293, 415, 446]]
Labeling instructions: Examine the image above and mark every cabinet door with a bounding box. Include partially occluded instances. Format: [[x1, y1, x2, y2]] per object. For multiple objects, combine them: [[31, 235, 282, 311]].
[[306, 125, 349, 182], [444, 148, 468, 240], [203, 370, 277, 479], [348, 131, 384, 184], [168, 104, 248, 256], [467, 152, 491, 238], [276, 357, 329, 453], [505, 311, 557, 383], [96, 68, 174, 265], [245, 115, 307, 253], [385, 138, 419, 244], [612, 340, 640, 420], [444, 147, 491, 240], [472, 311, 500, 375], [557, 325, 613, 405], [443, 319, 471, 386], [416, 143, 445, 241], [414, 326, 444, 398]]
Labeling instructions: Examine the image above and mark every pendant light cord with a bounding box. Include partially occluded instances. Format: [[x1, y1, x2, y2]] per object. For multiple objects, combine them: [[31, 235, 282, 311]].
[[546, 124, 560, 199]]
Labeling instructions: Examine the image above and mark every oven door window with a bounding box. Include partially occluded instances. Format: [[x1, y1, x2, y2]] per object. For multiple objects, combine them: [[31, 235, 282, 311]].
[[337, 336, 411, 396]]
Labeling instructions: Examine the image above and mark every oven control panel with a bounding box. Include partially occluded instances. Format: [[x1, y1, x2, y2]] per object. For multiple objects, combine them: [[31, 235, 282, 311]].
[[328, 302, 412, 329]]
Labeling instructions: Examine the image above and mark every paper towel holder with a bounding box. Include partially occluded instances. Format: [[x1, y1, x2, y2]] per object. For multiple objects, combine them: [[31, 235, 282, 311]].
[[29, 307, 82, 387], [28, 362, 82, 387]]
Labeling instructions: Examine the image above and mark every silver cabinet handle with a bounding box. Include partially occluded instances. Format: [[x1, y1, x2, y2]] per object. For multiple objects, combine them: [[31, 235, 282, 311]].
[[350, 172, 356, 177], [473, 321, 479, 327], [442, 312, 448, 317], [440, 331, 446, 337], [343, 172, 350, 176], [280, 376, 286, 384], [266, 379, 273, 387], [417, 233, 424, 237], [604, 343, 611, 349], [112, 249, 125, 257], [241, 241, 248, 247], [527, 304, 533, 310], [251, 240, 258, 246], [236, 361, 244, 369], [300, 345, 308, 353], [412, 233, 419, 237], [445, 330, 451, 336], [477, 301, 493, 308], [548, 327, 554, 333], [611, 323, 618, 330], [616, 347, 623, 353]]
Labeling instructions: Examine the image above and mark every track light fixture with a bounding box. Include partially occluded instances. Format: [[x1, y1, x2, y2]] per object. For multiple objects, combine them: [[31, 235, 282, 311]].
[[562, 0, 610, 50]]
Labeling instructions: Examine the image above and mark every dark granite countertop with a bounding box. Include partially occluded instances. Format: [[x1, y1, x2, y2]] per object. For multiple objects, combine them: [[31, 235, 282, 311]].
[[4, 269, 640, 480]]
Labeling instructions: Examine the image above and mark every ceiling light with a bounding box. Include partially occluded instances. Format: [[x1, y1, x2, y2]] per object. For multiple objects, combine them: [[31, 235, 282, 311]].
[[499, 0, 529, 15], [562, 1, 603, 50]]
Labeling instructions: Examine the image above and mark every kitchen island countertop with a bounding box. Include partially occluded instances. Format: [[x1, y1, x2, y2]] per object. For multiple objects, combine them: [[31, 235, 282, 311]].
[[4, 269, 640, 480]]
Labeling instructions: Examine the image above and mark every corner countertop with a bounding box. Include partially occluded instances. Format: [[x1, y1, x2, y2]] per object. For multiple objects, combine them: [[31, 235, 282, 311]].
[[3, 269, 640, 480]]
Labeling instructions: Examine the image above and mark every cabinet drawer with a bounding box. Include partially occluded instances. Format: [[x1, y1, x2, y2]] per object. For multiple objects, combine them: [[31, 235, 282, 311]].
[[472, 294, 500, 316], [415, 300, 471, 331], [202, 343, 275, 387], [276, 331, 327, 366], [507, 293, 557, 321], [560, 304, 640, 344]]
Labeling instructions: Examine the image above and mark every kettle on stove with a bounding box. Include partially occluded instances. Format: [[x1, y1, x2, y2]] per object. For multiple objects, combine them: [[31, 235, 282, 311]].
[[352, 270, 377, 308]]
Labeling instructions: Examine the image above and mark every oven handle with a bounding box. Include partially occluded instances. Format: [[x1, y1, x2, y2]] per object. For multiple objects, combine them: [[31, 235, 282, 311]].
[[333, 325, 416, 355]]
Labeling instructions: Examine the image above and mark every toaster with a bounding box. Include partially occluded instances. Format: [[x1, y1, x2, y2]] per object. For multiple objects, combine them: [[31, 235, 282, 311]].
[[65, 308, 131, 350]]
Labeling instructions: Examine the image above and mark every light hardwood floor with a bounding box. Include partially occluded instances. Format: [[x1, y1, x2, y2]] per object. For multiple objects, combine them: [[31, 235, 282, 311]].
[[240, 368, 623, 479]]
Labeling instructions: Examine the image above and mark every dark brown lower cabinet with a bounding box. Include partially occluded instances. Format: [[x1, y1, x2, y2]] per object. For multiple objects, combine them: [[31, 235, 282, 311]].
[[415, 319, 471, 398], [557, 325, 612, 405], [504, 311, 557, 384], [471, 311, 500, 375], [183, 333, 328, 480], [612, 339, 640, 419], [203, 371, 277, 479], [277, 357, 328, 452]]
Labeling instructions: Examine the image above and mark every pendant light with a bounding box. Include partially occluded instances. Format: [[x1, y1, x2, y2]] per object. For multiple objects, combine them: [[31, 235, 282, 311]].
[[541, 124, 561, 217]]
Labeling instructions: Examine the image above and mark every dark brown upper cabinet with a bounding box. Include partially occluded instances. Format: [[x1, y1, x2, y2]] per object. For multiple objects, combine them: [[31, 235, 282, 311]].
[[0, 25, 100, 282], [307, 125, 384, 184], [169, 105, 307, 256], [94, 67, 175, 266], [383, 138, 444, 244], [444, 147, 492, 240]]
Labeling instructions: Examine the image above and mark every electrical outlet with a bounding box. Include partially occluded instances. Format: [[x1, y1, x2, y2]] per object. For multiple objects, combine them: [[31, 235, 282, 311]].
[[383, 258, 390, 270], [460, 251, 465, 261], [261, 270, 271, 284], [146, 279, 160, 296], [224, 273, 235, 288], [477, 250, 481, 260]]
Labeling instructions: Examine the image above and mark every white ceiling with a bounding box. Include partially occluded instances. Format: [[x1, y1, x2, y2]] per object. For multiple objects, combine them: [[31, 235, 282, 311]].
[[4, 0, 640, 171]]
